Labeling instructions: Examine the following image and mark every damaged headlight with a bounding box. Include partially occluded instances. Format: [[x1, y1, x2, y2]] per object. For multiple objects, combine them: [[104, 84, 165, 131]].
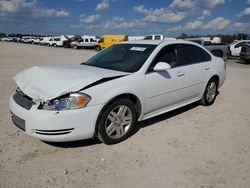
[[40, 93, 91, 111]]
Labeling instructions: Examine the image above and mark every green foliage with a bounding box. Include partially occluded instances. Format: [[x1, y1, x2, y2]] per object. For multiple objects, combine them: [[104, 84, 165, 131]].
[[0, 33, 6, 38], [176, 33, 249, 44]]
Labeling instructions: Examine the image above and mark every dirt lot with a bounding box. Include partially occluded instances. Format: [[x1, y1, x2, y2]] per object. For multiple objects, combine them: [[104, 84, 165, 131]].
[[0, 42, 250, 188]]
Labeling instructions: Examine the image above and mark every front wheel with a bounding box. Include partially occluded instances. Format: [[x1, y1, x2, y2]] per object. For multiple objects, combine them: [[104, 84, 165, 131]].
[[97, 99, 136, 144], [200, 78, 218, 106], [95, 45, 101, 51]]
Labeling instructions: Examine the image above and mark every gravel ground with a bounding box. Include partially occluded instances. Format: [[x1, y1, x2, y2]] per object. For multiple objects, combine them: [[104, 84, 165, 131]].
[[0, 42, 250, 188]]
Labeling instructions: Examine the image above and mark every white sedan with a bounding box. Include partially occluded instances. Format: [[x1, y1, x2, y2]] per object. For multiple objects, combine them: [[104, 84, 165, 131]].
[[9, 40, 226, 144]]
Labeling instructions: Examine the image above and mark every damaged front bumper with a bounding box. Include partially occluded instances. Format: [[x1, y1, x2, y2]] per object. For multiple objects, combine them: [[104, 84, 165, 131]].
[[9, 92, 103, 142]]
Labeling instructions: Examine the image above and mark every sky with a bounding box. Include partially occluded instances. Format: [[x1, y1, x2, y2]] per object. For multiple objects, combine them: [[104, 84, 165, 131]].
[[0, 0, 249, 37]]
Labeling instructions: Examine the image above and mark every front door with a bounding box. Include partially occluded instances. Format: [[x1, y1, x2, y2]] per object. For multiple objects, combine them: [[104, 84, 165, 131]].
[[145, 45, 186, 114]]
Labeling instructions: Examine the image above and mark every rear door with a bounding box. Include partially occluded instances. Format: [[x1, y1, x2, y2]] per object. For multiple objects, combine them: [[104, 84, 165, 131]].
[[84, 38, 90, 47], [176, 44, 212, 101]]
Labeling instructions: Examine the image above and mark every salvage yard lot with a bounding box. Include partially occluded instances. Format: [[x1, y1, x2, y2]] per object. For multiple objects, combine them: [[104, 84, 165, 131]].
[[0, 42, 250, 188]]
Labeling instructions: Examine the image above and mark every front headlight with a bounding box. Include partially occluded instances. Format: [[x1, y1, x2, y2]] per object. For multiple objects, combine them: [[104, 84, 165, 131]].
[[40, 93, 91, 111]]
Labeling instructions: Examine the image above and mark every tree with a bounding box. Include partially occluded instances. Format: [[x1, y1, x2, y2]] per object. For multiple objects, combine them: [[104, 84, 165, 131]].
[[177, 33, 187, 39]]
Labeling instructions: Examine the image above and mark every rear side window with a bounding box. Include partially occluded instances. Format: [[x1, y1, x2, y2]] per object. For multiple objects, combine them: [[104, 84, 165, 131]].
[[145, 36, 152, 40], [155, 35, 161, 40], [179, 44, 211, 66]]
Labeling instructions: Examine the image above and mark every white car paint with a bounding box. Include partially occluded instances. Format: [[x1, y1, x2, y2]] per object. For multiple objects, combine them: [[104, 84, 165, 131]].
[[22, 36, 34, 43], [230, 40, 250, 56], [48, 35, 71, 46], [71, 36, 99, 49], [14, 64, 129, 101], [9, 40, 226, 142], [39, 37, 51, 45]]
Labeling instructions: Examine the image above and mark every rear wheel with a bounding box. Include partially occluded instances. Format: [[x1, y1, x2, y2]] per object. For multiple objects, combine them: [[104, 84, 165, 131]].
[[73, 45, 78, 49], [212, 50, 222, 57], [200, 78, 218, 106], [97, 99, 136, 144]]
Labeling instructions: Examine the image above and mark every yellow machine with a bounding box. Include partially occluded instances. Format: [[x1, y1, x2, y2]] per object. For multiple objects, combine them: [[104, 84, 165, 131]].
[[95, 35, 128, 51]]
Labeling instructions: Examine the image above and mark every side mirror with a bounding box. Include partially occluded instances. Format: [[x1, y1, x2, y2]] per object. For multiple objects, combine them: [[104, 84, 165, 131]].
[[153, 62, 171, 71]]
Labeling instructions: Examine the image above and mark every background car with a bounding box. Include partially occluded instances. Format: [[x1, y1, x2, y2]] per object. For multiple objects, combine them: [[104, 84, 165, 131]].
[[71, 36, 99, 49], [39, 37, 51, 46], [95, 35, 128, 51], [63, 35, 82, 48], [230, 40, 250, 56], [240, 44, 250, 63]]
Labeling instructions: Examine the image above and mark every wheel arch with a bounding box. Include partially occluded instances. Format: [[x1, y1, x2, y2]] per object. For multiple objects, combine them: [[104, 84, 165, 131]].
[[201, 74, 220, 97], [211, 50, 223, 57], [93, 93, 142, 138], [210, 74, 220, 85]]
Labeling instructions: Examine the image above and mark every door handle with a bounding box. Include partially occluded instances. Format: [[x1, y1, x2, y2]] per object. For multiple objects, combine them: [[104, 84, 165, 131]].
[[204, 66, 210, 70], [177, 72, 185, 77]]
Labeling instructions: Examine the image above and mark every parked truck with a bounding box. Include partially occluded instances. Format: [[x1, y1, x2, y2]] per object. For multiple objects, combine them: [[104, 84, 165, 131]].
[[95, 35, 128, 51], [63, 35, 82, 48], [144, 34, 176, 40], [185, 38, 229, 58], [71, 36, 99, 49]]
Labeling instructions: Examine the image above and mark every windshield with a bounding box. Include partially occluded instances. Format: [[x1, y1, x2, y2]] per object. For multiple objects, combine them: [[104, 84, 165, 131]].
[[84, 44, 156, 73]]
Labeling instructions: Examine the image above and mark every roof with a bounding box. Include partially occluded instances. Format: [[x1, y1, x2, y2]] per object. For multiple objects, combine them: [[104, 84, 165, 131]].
[[122, 40, 162, 45], [121, 39, 197, 46]]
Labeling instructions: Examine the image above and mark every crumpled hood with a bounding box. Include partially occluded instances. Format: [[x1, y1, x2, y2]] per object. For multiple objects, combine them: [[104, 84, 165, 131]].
[[14, 64, 129, 101]]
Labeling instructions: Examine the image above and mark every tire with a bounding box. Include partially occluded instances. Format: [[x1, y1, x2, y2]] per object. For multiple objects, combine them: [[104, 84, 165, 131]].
[[212, 50, 222, 57], [200, 78, 218, 106], [53, 43, 57, 47], [97, 99, 137, 144], [73, 45, 78, 50], [63, 42, 69, 48], [95, 45, 101, 51]]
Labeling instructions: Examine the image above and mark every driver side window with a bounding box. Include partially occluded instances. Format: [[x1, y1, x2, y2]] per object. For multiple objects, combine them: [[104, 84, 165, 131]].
[[147, 45, 178, 73]]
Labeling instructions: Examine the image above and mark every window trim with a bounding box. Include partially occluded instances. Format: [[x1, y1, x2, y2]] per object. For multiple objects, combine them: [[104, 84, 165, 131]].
[[146, 44, 180, 74], [178, 43, 212, 66], [145, 43, 212, 74]]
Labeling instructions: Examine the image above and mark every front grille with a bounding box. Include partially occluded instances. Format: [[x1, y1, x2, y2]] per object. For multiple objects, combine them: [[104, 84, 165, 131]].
[[13, 90, 34, 110], [11, 112, 25, 131], [34, 128, 74, 135]]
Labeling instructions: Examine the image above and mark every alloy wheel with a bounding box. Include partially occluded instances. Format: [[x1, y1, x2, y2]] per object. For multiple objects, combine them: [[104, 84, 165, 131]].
[[104, 105, 132, 139], [206, 81, 217, 103]]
